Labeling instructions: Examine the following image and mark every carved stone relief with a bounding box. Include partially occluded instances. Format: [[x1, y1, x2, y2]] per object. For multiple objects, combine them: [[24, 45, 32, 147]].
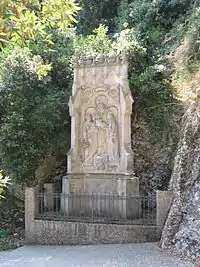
[[68, 54, 134, 174], [82, 108, 97, 164], [83, 88, 95, 103], [125, 94, 133, 115], [84, 70, 94, 86], [81, 94, 120, 171], [106, 70, 119, 85], [108, 84, 120, 103], [95, 67, 105, 85]]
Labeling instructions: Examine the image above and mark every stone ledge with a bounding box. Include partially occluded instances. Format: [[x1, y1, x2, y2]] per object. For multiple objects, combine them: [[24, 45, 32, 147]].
[[32, 220, 158, 245]]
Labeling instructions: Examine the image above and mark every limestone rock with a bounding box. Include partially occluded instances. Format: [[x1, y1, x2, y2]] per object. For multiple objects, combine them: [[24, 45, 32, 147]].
[[160, 99, 200, 261], [173, 181, 200, 260]]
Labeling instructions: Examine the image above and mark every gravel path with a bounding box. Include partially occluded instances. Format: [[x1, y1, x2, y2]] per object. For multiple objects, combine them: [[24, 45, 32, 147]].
[[0, 243, 195, 267]]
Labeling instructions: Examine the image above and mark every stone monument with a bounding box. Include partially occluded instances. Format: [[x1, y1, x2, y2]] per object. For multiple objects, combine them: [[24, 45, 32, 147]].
[[62, 54, 139, 216]]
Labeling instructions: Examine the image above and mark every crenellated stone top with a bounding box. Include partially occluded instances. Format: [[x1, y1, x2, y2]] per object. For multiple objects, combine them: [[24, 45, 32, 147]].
[[74, 53, 127, 68]]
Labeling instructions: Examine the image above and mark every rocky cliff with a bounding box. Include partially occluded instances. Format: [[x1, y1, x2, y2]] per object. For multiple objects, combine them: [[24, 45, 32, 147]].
[[160, 99, 200, 261]]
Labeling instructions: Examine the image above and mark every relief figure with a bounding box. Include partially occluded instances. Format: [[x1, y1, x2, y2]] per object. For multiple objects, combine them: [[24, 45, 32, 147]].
[[107, 111, 119, 162], [82, 95, 120, 169], [95, 113, 108, 155], [82, 113, 97, 162], [95, 100, 109, 155]]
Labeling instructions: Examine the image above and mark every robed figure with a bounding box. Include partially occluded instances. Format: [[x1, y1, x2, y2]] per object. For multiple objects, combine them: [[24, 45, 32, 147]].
[[107, 111, 119, 163], [82, 113, 97, 163]]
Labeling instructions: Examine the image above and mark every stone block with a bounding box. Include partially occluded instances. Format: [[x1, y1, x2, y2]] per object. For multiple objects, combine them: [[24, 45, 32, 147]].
[[156, 190, 173, 238]]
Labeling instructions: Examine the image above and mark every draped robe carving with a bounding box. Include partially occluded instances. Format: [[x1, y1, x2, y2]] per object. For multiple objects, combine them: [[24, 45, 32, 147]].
[[82, 113, 97, 163], [82, 101, 119, 169], [107, 111, 119, 163]]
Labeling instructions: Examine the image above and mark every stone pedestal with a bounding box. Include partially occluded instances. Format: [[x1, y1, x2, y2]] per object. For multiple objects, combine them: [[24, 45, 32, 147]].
[[61, 174, 140, 219]]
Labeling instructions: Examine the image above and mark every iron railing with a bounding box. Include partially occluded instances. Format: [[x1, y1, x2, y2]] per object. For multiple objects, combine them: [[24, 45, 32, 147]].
[[35, 192, 156, 225]]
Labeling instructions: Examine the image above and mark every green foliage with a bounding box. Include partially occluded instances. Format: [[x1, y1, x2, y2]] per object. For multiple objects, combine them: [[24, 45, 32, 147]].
[[118, 0, 191, 49], [171, 5, 200, 102], [74, 24, 144, 58], [10, 9, 51, 48], [74, 25, 113, 57], [0, 0, 79, 185], [0, 171, 9, 198], [0, 0, 80, 48], [185, 6, 200, 63], [116, 0, 195, 142], [0, 0, 11, 49], [76, 0, 120, 34], [130, 65, 177, 142], [0, 43, 73, 185], [39, 0, 80, 30]]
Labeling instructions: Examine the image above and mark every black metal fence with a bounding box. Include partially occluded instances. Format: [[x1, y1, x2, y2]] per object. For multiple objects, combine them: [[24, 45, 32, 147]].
[[35, 192, 156, 225]]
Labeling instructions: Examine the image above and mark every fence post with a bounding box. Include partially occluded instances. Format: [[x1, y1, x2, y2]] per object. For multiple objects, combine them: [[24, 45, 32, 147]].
[[25, 187, 36, 244], [156, 190, 173, 239], [61, 176, 69, 214]]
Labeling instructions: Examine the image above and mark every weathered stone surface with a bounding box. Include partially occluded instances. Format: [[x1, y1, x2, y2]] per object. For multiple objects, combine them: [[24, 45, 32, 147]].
[[33, 220, 158, 245], [67, 54, 134, 175], [160, 99, 200, 261], [174, 182, 200, 261]]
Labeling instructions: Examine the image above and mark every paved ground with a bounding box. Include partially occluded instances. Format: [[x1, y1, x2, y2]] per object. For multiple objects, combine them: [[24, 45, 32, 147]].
[[0, 243, 196, 267]]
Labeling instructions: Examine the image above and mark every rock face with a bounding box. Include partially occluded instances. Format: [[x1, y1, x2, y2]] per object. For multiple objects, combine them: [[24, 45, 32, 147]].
[[133, 117, 179, 194], [174, 182, 200, 260], [160, 99, 200, 261]]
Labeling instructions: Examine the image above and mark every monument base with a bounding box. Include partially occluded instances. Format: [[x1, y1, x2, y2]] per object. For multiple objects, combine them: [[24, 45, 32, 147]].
[[61, 173, 140, 219]]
